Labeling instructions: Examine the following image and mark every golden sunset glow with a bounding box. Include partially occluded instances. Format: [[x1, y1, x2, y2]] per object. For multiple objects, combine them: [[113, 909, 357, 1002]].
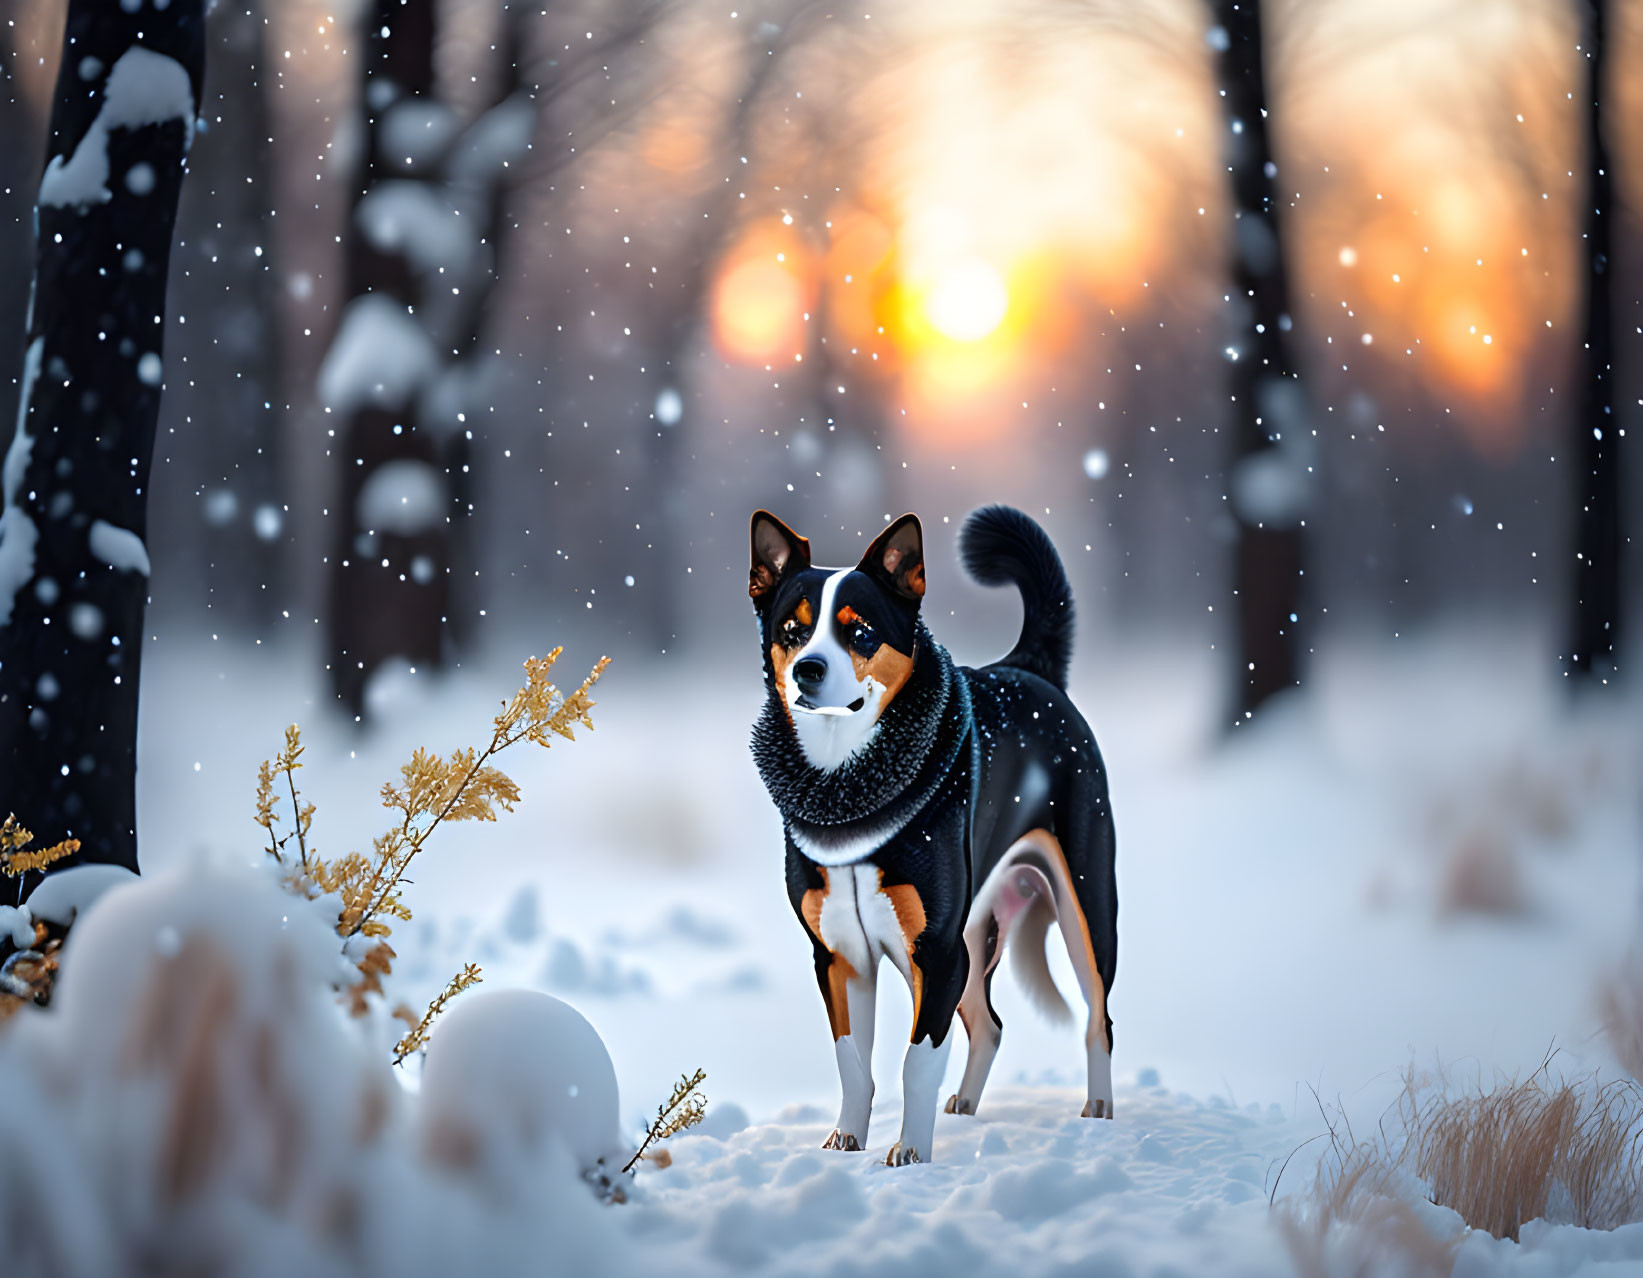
[[712, 226, 811, 365], [673, 0, 1612, 453], [923, 259, 1009, 342]]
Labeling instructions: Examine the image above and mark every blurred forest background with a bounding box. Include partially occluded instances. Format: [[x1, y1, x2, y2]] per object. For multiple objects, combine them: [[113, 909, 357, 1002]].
[[2, 0, 1640, 725]]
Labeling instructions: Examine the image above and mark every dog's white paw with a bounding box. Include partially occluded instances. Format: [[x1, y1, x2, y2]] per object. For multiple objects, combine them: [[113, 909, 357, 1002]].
[[944, 1094, 975, 1115], [1081, 1099, 1114, 1120], [884, 1142, 923, 1167], [822, 1130, 862, 1151]]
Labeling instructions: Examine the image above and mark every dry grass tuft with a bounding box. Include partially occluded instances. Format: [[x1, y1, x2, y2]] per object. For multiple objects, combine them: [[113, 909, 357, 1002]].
[[1276, 1063, 1643, 1273], [1275, 1098, 1460, 1278], [1409, 1069, 1643, 1238]]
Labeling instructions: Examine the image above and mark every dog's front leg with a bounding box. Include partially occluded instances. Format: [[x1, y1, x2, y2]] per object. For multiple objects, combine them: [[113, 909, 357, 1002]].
[[825, 967, 878, 1150], [886, 1030, 951, 1166], [885, 941, 968, 1166]]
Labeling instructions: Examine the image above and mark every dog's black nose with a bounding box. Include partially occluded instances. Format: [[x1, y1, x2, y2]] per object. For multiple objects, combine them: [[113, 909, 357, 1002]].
[[793, 655, 828, 694]]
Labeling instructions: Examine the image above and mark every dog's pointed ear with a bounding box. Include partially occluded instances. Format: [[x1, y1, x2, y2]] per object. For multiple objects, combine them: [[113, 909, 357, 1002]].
[[749, 510, 811, 606], [857, 513, 925, 603]]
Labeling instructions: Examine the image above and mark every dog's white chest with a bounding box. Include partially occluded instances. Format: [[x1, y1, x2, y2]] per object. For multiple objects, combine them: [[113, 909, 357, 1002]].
[[815, 865, 916, 983]]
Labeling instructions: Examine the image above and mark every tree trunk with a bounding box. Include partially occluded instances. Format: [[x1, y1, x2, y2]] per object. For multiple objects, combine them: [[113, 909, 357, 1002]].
[[0, 20, 43, 453], [1569, 0, 1621, 682], [1212, 0, 1307, 726], [0, 0, 206, 887], [325, 0, 448, 721]]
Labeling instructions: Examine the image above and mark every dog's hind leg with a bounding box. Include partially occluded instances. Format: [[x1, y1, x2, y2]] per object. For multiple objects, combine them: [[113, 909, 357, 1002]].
[[947, 916, 1002, 1116], [1012, 828, 1116, 1119], [1052, 882, 1113, 1119]]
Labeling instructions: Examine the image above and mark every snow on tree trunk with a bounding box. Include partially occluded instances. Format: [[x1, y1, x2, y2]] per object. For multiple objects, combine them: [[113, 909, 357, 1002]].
[[1211, 0, 1307, 726], [155, 0, 287, 633], [324, 0, 532, 720], [0, 2, 205, 887], [326, 0, 449, 722], [1569, 0, 1622, 683]]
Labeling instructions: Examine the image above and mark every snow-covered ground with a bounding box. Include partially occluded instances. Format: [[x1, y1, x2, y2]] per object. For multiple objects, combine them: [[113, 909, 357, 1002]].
[[124, 624, 1643, 1273]]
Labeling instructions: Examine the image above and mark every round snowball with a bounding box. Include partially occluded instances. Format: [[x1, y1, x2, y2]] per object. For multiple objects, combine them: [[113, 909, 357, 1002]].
[[419, 989, 624, 1178]]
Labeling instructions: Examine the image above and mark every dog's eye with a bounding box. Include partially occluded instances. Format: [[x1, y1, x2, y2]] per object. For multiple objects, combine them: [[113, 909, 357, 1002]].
[[849, 624, 880, 657], [780, 615, 811, 646]]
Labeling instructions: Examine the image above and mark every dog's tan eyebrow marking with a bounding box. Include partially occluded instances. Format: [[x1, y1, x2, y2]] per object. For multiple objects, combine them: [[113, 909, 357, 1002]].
[[837, 605, 864, 626], [790, 597, 813, 627]]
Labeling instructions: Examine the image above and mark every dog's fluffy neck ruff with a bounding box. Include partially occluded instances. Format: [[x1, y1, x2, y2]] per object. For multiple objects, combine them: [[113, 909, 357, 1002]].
[[752, 625, 972, 866]]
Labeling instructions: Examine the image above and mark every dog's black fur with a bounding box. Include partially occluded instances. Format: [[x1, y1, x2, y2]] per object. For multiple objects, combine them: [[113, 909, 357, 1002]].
[[749, 506, 1118, 1098]]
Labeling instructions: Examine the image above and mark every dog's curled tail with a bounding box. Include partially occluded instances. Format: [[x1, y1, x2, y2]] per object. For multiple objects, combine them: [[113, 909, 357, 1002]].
[[1009, 895, 1073, 1024], [958, 505, 1075, 690]]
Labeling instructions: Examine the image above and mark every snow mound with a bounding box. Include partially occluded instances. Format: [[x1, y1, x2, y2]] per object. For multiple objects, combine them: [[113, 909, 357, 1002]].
[[420, 988, 627, 1185], [647, 1085, 1295, 1275], [0, 863, 628, 1277], [541, 936, 653, 998], [22, 863, 139, 927]]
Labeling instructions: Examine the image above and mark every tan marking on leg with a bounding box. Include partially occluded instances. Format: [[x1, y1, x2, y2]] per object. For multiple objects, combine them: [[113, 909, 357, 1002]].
[[801, 869, 857, 1039], [800, 867, 830, 939], [881, 879, 926, 949], [823, 954, 856, 1038], [1018, 828, 1110, 1054], [881, 876, 927, 1033]]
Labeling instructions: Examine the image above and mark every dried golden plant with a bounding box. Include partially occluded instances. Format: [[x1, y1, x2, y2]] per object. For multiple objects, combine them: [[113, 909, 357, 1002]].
[[0, 930, 61, 1024], [1410, 1068, 1643, 1238], [1276, 1144, 1458, 1278], [0, 813, 79, 878], [253, 650, 608, 1030], [393, 963, 483, 1065], [624, 1069, 707, 1173], [1275, 1061, 1643, 1270], [254, 726, 315, 871]]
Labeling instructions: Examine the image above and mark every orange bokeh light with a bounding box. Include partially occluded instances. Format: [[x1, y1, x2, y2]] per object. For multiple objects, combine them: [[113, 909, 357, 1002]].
[[711, 225, 811, 364]]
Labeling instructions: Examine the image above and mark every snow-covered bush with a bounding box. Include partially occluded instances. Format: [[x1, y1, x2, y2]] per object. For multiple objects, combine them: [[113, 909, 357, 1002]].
[[0, 815, 96, 1018], [0, 862, 630, 1277]]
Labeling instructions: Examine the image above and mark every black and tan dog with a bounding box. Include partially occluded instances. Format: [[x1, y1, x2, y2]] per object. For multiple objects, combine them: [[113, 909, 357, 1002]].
[[749, 505, 1118, 1165]]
